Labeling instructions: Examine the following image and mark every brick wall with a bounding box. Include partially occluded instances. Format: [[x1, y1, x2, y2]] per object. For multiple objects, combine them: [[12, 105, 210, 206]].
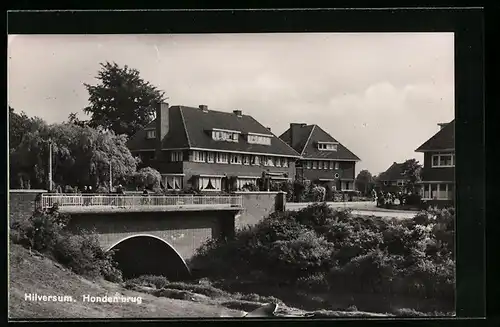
[[301, 161, 355, 182], [422, 153, 455, 181], [67, 210, 237, 260], [9, 190, 47, 224]]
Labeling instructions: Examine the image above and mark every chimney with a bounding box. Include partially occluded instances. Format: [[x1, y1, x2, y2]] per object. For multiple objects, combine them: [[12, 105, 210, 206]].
[[199, 104, 208, 112], [233, 109, 242, 117], [156, 102, 169, 160], [438, 123, 448, 130], [266, 127, 271, 132], [290, 123, 306, 147]]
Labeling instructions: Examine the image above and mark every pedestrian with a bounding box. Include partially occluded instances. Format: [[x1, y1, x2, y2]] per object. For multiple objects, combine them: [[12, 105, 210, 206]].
[[142, 188, 150, 205]]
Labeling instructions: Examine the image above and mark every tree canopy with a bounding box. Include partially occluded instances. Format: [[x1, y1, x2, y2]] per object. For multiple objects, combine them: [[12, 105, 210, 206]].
[[10, 118, 139, 190], [355, 170, 375, 195], [83, 62, 166, 138], [401, 159, 422, 193]]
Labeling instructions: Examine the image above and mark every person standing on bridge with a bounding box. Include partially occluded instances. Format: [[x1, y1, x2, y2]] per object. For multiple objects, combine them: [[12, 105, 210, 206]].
[[142, 188, 150, 205]]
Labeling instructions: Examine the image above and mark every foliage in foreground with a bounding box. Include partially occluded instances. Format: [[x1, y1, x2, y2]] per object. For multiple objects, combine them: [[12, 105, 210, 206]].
[[10, 207, 122, 282], [190, 204, 455, 307]]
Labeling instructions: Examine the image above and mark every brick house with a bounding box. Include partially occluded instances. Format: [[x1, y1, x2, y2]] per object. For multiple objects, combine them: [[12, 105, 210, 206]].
[[127, 103, 300, 193], [279, 123, 360, 192], [377, 162, 408, 193], [415, 120, 455, 207]]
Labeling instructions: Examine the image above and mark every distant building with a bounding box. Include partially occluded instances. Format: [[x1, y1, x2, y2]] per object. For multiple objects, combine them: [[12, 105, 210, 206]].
[[127, 103, 300, 193], [377, 162, 408, 193], [415, 120, 455, 207], [279, 123, 360, 192]]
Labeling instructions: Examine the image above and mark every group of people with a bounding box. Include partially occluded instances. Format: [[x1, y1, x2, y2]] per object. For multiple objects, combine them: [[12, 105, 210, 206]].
[[373, 189, 406, 207]]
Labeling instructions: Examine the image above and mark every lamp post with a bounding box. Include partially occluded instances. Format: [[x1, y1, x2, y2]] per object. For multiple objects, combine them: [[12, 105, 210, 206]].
[[48, 139, 53, 192], [109, 160, 113, 192]]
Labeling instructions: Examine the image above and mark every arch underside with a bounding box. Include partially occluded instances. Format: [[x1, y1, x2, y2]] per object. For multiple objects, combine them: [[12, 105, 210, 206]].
[[107, 234, 191, 281]]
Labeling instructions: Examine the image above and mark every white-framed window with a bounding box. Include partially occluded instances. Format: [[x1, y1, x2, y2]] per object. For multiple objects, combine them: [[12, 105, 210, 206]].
[[216, 152, 228, 164], [171, 151, 183, 162], [247, 134, 272, 145], [192, 150, 206, 162], [318, 142, 338, 151], [146, 129, 156, 139], [312, 161, 318, 169], [230, 154, 242, 164], [421, 183, 454, 200], [341, 181, 353, 191], [237, 178, 258, 190], [207, 152, 215, 163], [328, 161, 334, 169], [318, 161, 323, 169], [198, 176, 222, 191], [242, 155, 250, 165], [334, 162, 340, 170], [265, 156, 274, 167], [397, 180, 406, 186], [212, 129, 240, 143], [275, 157, 282, 167], [251, 155, 260, 166], [431, 153, 455, 168], [164, 175, 183, 190], [323, 161, 328, 169], [282, 158, 289, 168], [306, 161, 311, 169]]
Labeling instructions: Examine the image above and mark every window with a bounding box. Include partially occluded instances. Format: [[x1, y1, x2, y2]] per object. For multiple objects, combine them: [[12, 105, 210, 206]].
[[275, 157, 282, 167], [323, 161, 328, 169], [216, 152, 228, 164], [207, 152, 215, 163], [312, 161, 318, 169], [212, 129, 240, 143], [422, 183, 453, 200], [318, 161, 323, 169], [334, 162, 340, 170], [192, 151, 206, 162], [282, 158, 288, 168], [242, 155, 250, 165], [237, 178, 258, 190], [397, 180, 406, 186], [247, 134, 272, 145], [146, 129, 156, 139], [431, 153, 455, 168], [342, 181, 352, 190], [266, 157, 274, 167], [251, 155, 260, 166], [329, 161, 334, 169], [164, 175, 183, 190], [230, 154, 242, 164], [198, 176, 222, 191], [318, 142, 338, 151], [171, 151, 183, 162], [306, 161, 311, 169]]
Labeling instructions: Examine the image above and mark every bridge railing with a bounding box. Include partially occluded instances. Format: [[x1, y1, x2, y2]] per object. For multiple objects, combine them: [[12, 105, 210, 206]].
[[40, 194, 243, 209]]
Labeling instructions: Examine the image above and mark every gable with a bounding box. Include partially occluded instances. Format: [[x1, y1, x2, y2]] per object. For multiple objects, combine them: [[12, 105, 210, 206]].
[[301, 125, 360, 161], [415, 120, 455, 152], [378, 162, 406, 181]]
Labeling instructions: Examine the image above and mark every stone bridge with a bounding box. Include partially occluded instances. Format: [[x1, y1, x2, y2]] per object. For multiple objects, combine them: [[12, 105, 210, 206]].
[[9, 190, 285, 280]]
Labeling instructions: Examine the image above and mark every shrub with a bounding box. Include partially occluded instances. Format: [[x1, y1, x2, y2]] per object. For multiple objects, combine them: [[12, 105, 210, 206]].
[[241, 183, 259, 192], [125, 275, 169, 289], [133, 167, 161, 190]]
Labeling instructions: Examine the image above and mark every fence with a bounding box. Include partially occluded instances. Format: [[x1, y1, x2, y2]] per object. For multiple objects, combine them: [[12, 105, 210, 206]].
[[40, 194, 243, 209]]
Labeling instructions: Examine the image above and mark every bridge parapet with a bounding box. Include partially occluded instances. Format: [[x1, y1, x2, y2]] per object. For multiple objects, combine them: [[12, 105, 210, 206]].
[[41, 194, 243, 213]]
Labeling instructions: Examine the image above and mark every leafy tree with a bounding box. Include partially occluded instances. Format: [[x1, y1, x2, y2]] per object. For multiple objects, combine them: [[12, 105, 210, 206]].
[[67, 112, 90, 128], [10, 122, 138, 190], [355, 170, 374, 195], [401, 159, 422, 193], [83, 62, 166, 137], [133, 167, 162, 191], [9, 106, 47, 150]]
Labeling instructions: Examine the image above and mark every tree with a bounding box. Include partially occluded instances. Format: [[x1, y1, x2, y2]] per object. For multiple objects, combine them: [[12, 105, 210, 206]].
[[133, 167, 162, 191], [10, 121, 139, 190], [9, 106, 47, 150], [83, 62, 166, 137], [401, 159, 422, 193], [355, 170, 374, 196]]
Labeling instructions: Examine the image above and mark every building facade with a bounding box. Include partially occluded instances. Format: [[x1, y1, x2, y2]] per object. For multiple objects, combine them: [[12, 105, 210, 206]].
[[377, 162, 408, 193], [415, 120, 455, 207], [279, 123, 360, 192], [127, 103, 300, 193]]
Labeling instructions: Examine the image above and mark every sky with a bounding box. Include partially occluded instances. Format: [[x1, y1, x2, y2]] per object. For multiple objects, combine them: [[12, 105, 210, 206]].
[[8, 33, 454, 176]]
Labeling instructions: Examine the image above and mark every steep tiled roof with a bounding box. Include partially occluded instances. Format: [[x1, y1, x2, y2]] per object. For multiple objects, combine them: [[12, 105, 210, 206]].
[[378, 162, 406, 181], [128, 105, 300, 157], [280, 124, 360, 161], [415, 120, 455, 152], [127, 106, 189, 151]]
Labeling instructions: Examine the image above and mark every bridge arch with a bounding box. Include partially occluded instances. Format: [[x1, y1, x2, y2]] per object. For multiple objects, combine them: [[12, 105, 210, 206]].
[[106, 234, 191, 281]]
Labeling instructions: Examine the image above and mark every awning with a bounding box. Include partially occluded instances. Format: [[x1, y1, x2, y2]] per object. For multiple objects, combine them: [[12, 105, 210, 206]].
[[235, 175, 260, 179], [264, 172, 287, 177]]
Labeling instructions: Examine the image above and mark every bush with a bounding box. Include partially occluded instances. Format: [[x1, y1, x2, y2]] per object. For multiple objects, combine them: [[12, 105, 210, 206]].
[[125, 275, 169, 289], [133, 167, 161, 190], [10, 208, 122, 282], [241, 183, 259, 192]]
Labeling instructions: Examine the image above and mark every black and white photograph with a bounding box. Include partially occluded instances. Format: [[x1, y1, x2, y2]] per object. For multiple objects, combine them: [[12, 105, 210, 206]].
[[8, 27, 459, 319]]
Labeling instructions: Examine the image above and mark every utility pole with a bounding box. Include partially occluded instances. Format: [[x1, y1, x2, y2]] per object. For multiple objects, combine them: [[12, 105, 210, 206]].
[[48, 140, 53, 191], [109, 161, 112, 192]]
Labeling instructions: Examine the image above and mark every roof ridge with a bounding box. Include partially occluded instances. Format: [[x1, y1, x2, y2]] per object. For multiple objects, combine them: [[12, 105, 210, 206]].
[[178, 107, 192, 147], [300, 125, 316, 156], [179, 105, 250, 117]]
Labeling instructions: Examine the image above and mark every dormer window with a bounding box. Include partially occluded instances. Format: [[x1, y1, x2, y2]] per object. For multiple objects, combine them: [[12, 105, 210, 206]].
[[146, 129, 156, 139], [246, 132, 272, 146], [210, 128, 240, 143], [317, 141, 338, 151]]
